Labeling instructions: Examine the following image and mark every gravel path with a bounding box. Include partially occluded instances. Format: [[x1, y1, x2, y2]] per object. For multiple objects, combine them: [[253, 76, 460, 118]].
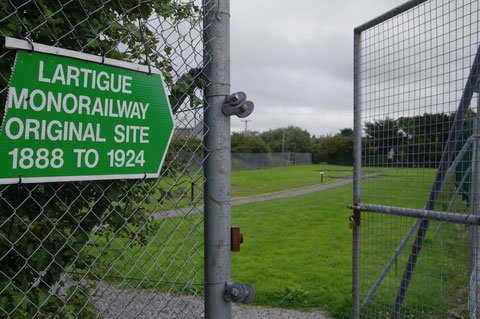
[[154, 177, 359, 219], [94, 284, 329, 319], [234, 171, 381, 205], [231, 178, 353, 205], [233, 304, 329, 319]]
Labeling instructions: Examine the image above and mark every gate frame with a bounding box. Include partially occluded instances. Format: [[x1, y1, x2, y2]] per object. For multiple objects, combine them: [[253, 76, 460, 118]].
[[352, 0, 480, 318]]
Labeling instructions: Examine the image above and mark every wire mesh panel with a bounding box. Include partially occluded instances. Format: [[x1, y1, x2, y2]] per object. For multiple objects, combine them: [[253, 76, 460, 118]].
[[0, 1, 210, 318], [354, 0, 480, 318], [231, 153, 312, 170]]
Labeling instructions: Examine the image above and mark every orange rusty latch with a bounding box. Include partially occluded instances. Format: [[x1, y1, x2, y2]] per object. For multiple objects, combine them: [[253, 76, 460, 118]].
[[231, 226, 243, 252]]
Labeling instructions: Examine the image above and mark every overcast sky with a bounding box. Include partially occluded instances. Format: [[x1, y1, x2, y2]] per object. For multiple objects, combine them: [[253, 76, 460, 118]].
[[230, 0, 407, 137]]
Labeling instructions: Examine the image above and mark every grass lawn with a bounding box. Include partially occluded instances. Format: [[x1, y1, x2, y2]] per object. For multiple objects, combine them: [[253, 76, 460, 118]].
[[156, 164, 376, 211], [231, 164, 356, 199], [230, 169, 469, 318], [151, 164, 357, 211], [89, 165, 469, 319], [88, 183, 355, 318], [87, 212, 204, 295], [231, 184, 354, 318], [359, 167, 471, 318]]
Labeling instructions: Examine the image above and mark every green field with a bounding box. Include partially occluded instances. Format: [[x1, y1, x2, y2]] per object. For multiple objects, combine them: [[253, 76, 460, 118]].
[[88, 180, 355, 317], [231, 164, 356, 199], [231, 184, 354, 318], [152, 164, 357, 210], [88, 164, 470, 319], [358, 168, 470, 318], [155, 164, 376, 211]]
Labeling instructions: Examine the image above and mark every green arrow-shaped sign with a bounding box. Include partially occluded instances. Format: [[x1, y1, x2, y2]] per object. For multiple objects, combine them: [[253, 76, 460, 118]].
[[0, 46, 174, 184]]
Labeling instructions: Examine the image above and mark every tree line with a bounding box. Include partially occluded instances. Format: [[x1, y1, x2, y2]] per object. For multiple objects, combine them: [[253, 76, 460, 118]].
[[363, 112, 475, 167], [230, 126, 354, 166], [228, 112, 474, 168]]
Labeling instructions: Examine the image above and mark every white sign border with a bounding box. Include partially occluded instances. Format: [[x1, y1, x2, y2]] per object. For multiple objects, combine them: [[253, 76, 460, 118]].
[[1, 37, 176, 184], [4, 37, 162, 75]]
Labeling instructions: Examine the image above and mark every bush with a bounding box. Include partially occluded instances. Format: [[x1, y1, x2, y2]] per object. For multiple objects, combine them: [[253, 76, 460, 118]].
[[260, 126, 312, 153], [231, 132, 271, 153], [311, 130, 353, 166], [0, 1, 200, 317]]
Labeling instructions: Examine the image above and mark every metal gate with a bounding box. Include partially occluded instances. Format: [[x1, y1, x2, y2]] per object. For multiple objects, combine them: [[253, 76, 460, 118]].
[[0, 0, 235, 318], [353, 0, 480, 318]]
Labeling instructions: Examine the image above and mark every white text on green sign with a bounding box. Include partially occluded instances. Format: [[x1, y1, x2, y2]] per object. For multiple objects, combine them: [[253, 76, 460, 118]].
[[0, 50, 174, 184]]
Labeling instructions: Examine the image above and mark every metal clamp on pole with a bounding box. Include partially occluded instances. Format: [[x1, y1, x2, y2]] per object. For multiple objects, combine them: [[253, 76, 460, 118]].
[[348, 205, 365, 229], [224, 282, 255, 304], [222, 92, 254, 118], [231, 226, 244, 252]]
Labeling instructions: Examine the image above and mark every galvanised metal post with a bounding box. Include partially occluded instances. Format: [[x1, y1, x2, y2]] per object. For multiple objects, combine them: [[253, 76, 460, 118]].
[[469, 95, 480, 318], [203, 0, 231, 318], [352, 29, 362, 319]]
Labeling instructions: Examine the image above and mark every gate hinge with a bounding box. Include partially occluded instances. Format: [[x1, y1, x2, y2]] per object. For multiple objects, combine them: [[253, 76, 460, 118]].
[[224, 282, 255, 304], [222, 92, 254, 118]]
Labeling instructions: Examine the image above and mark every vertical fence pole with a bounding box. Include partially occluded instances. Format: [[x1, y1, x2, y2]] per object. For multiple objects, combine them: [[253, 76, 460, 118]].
[[469, 94, 480, 318], [352, 30, 362, 319], [191, 181, 195, 204], [203, 0, 231, 318]]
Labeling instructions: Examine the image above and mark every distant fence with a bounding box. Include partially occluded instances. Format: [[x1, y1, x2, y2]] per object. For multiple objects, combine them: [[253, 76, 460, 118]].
[[174, 152, 312, 172], [232, 153, 312, 170]]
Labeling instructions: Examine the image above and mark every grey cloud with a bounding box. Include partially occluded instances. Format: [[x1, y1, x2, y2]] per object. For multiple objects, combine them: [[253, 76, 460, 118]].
[[229, 0, 407, 136]]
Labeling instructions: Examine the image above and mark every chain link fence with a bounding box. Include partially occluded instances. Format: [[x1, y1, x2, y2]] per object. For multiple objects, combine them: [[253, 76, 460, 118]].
[[174, 152, 313, 172], [354, 0, 480, 318], [231, 153, 312, 171], [0, 0, 212, 318]]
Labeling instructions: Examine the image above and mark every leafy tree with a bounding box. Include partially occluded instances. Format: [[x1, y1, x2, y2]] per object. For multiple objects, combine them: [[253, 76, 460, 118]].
[[311, 129, 354, 165], [396, 113, 453, 165], [170, 136, 202, 153], [325, 133, 353, 166], [260, 126, 312, 153], [363, 113, 471, 167], [364, 118, 403, 158], [168, 136, 203, 174], [258, 129, 283, 152], [0, 1, 201, 317], [339, 128, 353, 137], [231, 132, 271, 153], [311, 135, 329, 163]]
